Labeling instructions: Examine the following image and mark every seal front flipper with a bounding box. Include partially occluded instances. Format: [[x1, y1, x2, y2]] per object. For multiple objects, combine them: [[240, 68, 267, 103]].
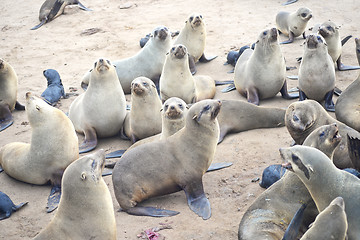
[[324, 90, 335, 112], [282, 0, 298, 5], [184, 179, 211, 220], [337, 60, 360, 71], [101, 168, 113, 176], [199, 53, 217, 63], [77, 1, 92, 11], [79, 127, 98, 154], [47, 185, 61, 213], [347, 134, 360, 171], [105, 149, 126, 159], [282, 203, 307, 240], [280, 32, 295, 44], [246, 86, 260, 105], [341, 35, 352, 46], [0, 105, 14, 132], [123, 206, 180, 217], [15, 101, 25, 110], [214, 80, 234, 85], [31, 19, 47, 30], [188, 54, 197, 75], [206, 162, 232, 172], [221, 83, 236, 93], [280, 81, 299, 99]]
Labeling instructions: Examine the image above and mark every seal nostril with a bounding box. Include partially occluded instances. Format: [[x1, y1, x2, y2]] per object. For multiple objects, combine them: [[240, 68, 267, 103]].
[[99, 59, 103, 63], [170, 106, 175, 110]]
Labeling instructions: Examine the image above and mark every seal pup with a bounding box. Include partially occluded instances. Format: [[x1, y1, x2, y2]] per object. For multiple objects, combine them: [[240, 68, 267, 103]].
[[160, 44, 216, 104], [285, 100, 360, 169], [0, 58, 25, 132], [81, 26, 172, 94], [112, 99, 222, 220], [41, 69, 67, 106], [300, 196, 347, 240], [217, 99, 285, 143], [298, 34, 336, 112], [276, 7, 313, 44], [33, 150, 116, 240], [31, 0, 91, 30], [280, 145, 360, 240], [0, 92, 79, 212], [238, 123, 341, 240], [234, 28, 297, 105], [259, 164, 286, 189], [69, 58, 127, 153], [318, 21, 360, 71], [0, 192, 28, 220], [335, 73, 360, 132], [122, 77, 163, 143]]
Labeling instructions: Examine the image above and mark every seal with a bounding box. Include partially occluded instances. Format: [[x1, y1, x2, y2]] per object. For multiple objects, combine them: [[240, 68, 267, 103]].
[[81, 26, 172, 94], [216, 99, 285, 143], [0, 92, 79, 212], [31, 0, 91, 30], [160, 44, 216, 104], [276, 7, 312, 44], [298, 34, 336, 111], [335, 73, 360, 132], [258, 164, 286, 189], [318, 21, 360, 71], [122, 77, 163, 143], [69, 58, 127, 153], [0, 191, 28, 220], [285, 99, 360, 169], [238, 123, 341, 240], [0, 58, 25, 132], [234, 28, 297, 105], [41, 69, 67, 106], [112, 99, 222, 220], [33, 149, 117, 240], [280, 145, 360, 240], [299, 196, 347, 240]]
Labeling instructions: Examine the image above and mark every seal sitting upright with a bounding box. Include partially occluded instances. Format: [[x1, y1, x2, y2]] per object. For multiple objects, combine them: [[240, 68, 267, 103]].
[[41, 69, 67, 106], [112, 99, 222, 220]]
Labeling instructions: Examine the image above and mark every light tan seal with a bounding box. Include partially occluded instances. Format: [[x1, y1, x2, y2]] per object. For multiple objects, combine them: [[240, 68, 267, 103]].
[[276, 7, 312, 44], [122, 77, 163, 143], [81, 26, 172, 94], [33, 149, 116, 240], [0, 92, 78, 211], [217, 99, 285, 143], [69, 58, 127, 153], [280, 145, 360, 240], [0, 58, 25, 132], [300, 196, 347, 240], [160, 44, 216, 104], [285, 99, 360, 169], [234, 28, 297, 105], [112, 99, 221, 220], [238, 123, 341, 240], [298, 34, 336, 112], [335, 73, 360, 132]]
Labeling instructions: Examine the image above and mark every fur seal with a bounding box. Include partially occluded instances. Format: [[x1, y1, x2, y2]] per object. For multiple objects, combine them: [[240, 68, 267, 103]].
[[234, 28, 297, 105], [298, 34, 336, 111], [276, 7, 312, 44], [318, 21, 360, 71], [0, 92, 79, 212], [335, 73, 360, 132], [238, 123, 341, 240], [33, 149, 117, 240], [300, 196, 347, 240], [112, 99, 222, 220], [31, 0, 91, 30], [216, 99, 285, 143], [81, 26, 172, 94], [69, 58, 127, 153], [160, 44, 216, 104], [285, 99, 360, 169], [0, 58, 25, 132], [41, 69, 67, 106], [0, 191, 28, 220], [259, 164, 286, 189], [280, 145, 360, 240], [122, 77, 163, 143]]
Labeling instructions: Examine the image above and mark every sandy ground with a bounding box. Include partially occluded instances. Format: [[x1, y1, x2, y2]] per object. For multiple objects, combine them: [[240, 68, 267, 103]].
[[1, 0, 360, 239]]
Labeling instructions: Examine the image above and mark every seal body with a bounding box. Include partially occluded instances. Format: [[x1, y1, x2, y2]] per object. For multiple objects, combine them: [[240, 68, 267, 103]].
[[69, 58, 127, 153], [41, 69, 66, 106], [112, 99, 221, 220], [0, 93, 79, 185], [160, 44, 215, 104], [81, 26, 172, 94], [122, 77, 163, 143], [280, 145, 360, 240], [33, 150, 116, 240]]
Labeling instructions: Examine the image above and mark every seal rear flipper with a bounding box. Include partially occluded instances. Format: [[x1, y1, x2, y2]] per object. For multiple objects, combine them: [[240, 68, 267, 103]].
[[0, 211, 11, 220], [79, 127, 98, 154], [105, 149, 126, 159], [214, 80, 234, 85], [218, 126, 229, 144], [15, 101, 25, 110], [324, 90, 335, 112], [77, 1, 92, 11], [347, 134, 360, 171], [0, 105, 14, 132], [184, 180, 211, 220], [206, 162, 232, 172], [341, 35, 352, 46], [123, 207, 180, 217], [221, 83, 236, 93], [280, 32, 295, 44], [199, 53, 217, 63], [47, 186, 61, 213], [246, 87, 260, 105], [282, 203, 307, 240], [299, 89, 307, 101], [13, 202, 28, 211], [337, 61, 360, 71], [188, 54, 197, 75], [280, 81, 299, 99], [30, 19, 46, 30], [282, 0, 298, 5]]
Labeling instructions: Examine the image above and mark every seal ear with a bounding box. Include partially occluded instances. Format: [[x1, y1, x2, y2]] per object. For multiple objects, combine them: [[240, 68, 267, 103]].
[[81, 172, 87, 180], [36, 105, 41, 111], [160, 108, 163, 112], [113, 65, 117, 68]]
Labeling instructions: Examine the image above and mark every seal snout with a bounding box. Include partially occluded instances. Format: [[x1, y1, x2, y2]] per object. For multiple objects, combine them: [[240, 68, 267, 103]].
[[173, 44, 187, 59], [156, 27, 169, 40], [270, 27, 278, 41], [306, 34, 320, 49], [96, 58, 110, 72]]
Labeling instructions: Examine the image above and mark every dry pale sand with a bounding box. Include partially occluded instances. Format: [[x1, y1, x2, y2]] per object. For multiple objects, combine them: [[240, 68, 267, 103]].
[[1, 0, 360, 239]]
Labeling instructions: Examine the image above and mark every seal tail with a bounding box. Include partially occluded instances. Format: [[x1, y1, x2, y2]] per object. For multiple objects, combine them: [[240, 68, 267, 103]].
[[31, 19, 46, 30], [12, 202, 28, 211], [282, 203, 307, 240], [123, 206, 180, 217], [347, 134, 360, 171]]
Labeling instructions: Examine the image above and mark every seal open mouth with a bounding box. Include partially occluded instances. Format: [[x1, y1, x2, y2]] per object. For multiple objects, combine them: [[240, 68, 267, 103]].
[[281, 162, 294, 172]]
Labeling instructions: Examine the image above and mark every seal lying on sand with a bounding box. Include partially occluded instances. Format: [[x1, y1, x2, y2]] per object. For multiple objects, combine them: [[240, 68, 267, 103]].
[[0, 192, 28, 220]]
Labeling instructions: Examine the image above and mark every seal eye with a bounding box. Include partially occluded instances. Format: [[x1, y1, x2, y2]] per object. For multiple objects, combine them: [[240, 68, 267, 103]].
[[203, 105, 211, 112], [179, 104, 183, 108], [171, 47, 175, 51], [301, 13, 307, 18], [293, 114, 299, 122], [317, 36, 322, 42], [200, 15, 202, 18], [319, 131, 325, 137], [94, 62, 97, 68], [143, 82, 147, 86], [327, 26, 333, 31], [165, 104, 169, 109], [189, 16, 194, 22], [263, 31, 267, 36]]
